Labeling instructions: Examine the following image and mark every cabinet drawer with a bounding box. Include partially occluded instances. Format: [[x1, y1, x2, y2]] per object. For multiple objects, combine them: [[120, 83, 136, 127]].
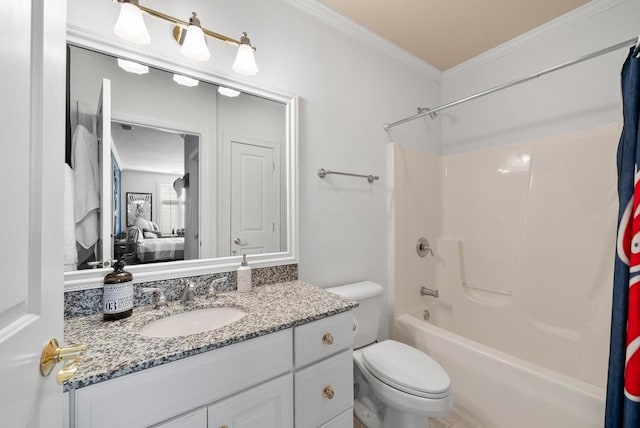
[[318, 408, 354, 428], [294, 349, 353, 428], [294, 311, 352, 368]]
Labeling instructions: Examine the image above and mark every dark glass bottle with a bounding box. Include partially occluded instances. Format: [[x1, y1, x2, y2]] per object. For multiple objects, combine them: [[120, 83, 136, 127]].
[[103, 259, 134, 321]]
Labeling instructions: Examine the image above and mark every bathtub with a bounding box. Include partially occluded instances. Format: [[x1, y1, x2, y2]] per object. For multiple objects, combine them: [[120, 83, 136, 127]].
[[394, 312, 605, 428]]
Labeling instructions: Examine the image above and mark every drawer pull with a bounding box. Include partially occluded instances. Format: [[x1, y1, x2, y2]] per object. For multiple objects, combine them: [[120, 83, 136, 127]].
[[322, 332, 334, 345], [322, 385, 335, 400], [221, 425, 229, 428]]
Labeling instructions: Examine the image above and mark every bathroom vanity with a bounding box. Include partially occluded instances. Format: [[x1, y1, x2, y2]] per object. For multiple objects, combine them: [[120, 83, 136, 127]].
[[64, 281, 356, 428]]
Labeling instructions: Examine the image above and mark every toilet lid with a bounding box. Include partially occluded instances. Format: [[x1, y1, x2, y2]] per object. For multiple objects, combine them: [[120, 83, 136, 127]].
[[362, 340, 450, 399]]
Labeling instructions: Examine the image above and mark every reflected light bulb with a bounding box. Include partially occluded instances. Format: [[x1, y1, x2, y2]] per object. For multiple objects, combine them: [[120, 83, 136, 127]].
[[218, 87, 241, 97], [173, 74, 199, 87]]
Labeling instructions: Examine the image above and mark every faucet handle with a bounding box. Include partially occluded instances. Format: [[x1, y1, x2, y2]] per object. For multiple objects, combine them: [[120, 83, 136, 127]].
[[143, 287, 168, 308], [208, 276, 227, 300]]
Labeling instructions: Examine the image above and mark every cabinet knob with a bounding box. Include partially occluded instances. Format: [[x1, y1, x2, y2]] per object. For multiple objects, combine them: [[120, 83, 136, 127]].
[[322, 385, 335, 400], [321, 332, 334, 345], [220, 425, 229, 428]]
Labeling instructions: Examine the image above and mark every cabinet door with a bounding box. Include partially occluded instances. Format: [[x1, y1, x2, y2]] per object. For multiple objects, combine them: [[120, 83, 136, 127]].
[[208, 374, 293, 428], [318, 409, 354, 428], [294, 350, 353, 428], [153, 408, 207, 428]]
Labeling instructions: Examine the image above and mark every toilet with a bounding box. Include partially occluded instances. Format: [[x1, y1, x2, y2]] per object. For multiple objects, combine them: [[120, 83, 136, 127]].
[[327, 281, 452, 428]]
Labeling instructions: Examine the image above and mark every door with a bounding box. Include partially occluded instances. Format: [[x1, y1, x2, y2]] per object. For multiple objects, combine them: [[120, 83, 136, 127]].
[[0, 0, 66, 426], [230, 141, 280, 255], [96, 79, 113, 265]]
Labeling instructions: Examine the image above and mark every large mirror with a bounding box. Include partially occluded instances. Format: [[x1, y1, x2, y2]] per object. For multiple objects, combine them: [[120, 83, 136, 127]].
[[64, 40, 297, 289]]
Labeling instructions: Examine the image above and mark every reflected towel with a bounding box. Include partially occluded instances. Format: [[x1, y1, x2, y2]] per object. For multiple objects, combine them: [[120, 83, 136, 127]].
[[72, 124, 100, 249], [64, 164, 78, 271]]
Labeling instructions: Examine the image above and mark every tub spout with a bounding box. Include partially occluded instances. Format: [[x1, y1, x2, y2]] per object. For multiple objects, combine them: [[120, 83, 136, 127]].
[[420, 286, 439, 298]]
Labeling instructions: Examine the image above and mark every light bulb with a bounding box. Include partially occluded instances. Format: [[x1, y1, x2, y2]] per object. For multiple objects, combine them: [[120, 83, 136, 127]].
[[113, 1, 150, 45], [180, 13, 210, 61], [232, 33, 259, 76]]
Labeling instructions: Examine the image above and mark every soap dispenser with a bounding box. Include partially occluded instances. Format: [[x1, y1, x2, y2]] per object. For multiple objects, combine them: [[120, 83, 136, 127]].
[[103, 258, 134, 321], [237, 254, 252, 292]]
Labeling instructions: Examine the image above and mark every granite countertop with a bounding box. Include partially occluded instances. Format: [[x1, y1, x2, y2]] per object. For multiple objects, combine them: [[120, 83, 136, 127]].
[[64, 280, 357, 391]]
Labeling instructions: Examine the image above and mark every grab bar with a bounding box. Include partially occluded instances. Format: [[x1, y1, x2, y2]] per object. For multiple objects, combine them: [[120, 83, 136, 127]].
[[420, 287, 439, 298], [317, 168, 379, 183]]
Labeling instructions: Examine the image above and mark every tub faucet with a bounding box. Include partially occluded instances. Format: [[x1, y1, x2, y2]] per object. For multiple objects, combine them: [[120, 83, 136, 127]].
[[420, 286, 439, 298]]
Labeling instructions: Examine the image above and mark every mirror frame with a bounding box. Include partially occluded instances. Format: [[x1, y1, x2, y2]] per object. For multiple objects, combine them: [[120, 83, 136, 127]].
[[65, 24, 299, 290]]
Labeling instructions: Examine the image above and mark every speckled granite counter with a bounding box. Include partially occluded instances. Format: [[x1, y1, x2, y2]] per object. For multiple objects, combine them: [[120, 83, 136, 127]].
[[64, 281, 356, 391]]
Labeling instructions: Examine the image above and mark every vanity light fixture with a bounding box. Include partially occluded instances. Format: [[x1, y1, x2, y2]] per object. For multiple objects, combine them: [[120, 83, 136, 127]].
[[117, 58, 149, 74], [179, 13, 210, 62], [113, 0, 150, 45], [232, 33, 259, 76], [113, 0, 259, 75], [217, 87, 241, 97], [172, 74, 199, 87]]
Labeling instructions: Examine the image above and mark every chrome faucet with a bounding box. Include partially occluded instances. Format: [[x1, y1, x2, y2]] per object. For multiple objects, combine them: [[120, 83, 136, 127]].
[[207, 276, 227, 301], [181, 281, 197, 305], [420, 286, 439, 298]]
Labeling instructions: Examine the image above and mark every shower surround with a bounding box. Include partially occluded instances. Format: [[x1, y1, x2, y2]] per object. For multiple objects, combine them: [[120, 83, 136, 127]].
[[389, 123, 619, 427]]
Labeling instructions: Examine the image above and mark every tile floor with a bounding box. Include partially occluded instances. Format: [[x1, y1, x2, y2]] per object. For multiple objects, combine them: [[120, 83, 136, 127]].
[[354, 406, 482, 428]]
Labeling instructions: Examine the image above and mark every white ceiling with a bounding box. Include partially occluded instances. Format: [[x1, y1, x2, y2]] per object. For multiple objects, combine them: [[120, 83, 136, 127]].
[[316, 0, 591, 70], [111, 123, 185, 175]]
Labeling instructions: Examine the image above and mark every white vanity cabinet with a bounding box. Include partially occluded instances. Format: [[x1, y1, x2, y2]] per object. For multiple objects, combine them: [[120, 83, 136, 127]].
[[70, 330, 292, 428], [67, 311, 354, 428]]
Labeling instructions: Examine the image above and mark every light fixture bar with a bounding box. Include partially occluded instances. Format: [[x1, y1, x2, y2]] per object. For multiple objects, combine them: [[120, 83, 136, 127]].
[[138, 5, 244, 47]]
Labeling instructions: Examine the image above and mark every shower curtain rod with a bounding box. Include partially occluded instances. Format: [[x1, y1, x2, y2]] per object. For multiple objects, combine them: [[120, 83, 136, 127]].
[[383, 36, 639, 131]]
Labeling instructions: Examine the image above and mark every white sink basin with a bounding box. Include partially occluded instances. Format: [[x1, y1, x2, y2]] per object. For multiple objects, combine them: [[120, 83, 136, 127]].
[[140, 307, 246, 338]]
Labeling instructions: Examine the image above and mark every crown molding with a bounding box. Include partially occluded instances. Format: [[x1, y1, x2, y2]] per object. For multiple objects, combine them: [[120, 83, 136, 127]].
[[281, 0, 442, 82], [443, 0, 632, 79]]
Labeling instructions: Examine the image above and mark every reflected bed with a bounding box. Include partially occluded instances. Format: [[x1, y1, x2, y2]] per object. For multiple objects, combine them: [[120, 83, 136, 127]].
[[127, 227, 184, 263]]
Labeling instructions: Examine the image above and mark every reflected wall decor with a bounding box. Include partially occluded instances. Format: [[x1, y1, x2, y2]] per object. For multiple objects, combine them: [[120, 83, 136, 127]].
[[126, 192, 152, 226]]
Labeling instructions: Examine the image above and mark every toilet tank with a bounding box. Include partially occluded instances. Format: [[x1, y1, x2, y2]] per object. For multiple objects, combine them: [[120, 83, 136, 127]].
[[326, 281, 384, 349]]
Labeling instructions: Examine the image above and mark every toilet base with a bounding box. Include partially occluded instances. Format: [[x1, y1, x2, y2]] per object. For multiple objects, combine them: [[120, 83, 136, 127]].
[[383, 406, 430, 428]]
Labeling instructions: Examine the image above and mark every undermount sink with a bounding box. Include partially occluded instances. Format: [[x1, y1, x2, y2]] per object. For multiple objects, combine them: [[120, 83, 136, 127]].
[[140, 307, 247, 338]]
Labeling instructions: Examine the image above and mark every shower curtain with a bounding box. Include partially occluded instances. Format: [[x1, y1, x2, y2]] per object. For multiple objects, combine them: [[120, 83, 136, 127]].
[[606, 44, 640, 428]]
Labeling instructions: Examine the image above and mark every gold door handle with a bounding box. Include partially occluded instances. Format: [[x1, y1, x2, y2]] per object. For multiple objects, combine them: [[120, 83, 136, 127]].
[[40, 338, 87, 384], [321, 332, 334, 345], [322, 385, 335, 400]]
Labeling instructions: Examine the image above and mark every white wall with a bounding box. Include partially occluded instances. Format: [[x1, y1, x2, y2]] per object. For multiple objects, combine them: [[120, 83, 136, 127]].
[[440, 0, 640, 154], [67, 0, 442, 340]]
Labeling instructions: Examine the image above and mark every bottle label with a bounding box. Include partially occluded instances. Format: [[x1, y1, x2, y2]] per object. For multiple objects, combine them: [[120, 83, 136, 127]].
[[103, 282, 134, 314]]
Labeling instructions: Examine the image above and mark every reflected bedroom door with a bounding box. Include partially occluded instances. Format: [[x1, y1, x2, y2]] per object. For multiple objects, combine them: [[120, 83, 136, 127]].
[[230, 140, 280, 255]]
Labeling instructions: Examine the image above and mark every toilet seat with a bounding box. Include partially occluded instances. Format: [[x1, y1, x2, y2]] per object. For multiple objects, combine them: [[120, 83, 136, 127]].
[[362, 340, 450, 399]]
